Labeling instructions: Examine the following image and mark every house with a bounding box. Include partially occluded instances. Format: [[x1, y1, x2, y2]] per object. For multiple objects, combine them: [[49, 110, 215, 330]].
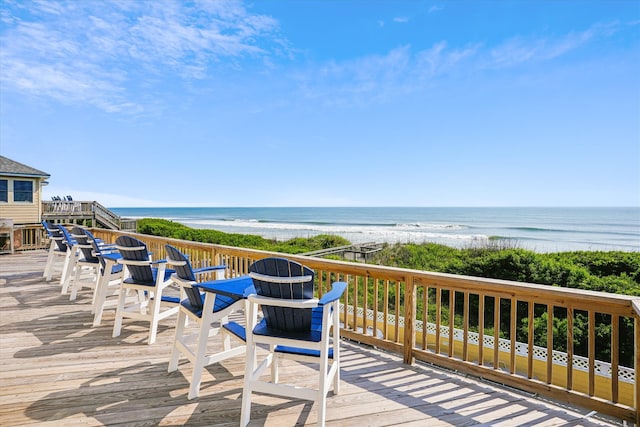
[[0, 155, 50, 225]]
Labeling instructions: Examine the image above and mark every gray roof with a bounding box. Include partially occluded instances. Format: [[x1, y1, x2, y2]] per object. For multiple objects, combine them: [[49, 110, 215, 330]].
[[0, 156, 50, 178]]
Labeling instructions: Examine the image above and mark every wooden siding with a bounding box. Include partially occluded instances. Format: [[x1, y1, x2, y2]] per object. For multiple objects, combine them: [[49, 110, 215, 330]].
[[0, 176, 43, 224], [0, 251, 624, 426]]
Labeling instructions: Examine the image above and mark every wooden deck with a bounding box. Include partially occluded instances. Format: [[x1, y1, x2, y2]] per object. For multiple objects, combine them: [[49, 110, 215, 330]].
[[0, 251, 624, 426]]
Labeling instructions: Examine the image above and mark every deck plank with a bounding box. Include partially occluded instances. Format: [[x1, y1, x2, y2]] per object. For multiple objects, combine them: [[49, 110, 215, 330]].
[[0, 251, 623, 426]]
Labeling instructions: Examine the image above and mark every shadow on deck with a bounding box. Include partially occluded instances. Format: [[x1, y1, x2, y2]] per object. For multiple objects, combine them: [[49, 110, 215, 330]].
[[0, 251, 623, 426]]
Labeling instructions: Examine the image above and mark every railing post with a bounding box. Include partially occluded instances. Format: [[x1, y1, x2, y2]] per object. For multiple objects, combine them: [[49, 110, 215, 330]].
[[403, 275, 416, 365], [633, 299, 640, 425]]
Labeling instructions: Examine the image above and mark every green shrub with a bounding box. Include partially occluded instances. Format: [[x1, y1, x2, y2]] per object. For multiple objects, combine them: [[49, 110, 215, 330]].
[[137, 218, 349, 254]]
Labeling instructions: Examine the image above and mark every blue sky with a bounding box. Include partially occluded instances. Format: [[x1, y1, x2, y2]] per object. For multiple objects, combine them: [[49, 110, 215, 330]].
[[1, 0, 638, 208]]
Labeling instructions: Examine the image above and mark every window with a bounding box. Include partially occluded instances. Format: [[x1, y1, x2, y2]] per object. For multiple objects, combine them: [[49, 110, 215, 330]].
[[0, 180, 7, 202], [13, 180, 33, 202]]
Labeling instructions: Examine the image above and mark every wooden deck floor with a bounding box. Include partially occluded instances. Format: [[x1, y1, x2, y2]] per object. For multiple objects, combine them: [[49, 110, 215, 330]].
[[0, 251, 624, 426]]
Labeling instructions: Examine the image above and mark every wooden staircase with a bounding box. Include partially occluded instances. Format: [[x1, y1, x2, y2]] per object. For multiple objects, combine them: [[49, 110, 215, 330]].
[[42, 201, 136, 231]]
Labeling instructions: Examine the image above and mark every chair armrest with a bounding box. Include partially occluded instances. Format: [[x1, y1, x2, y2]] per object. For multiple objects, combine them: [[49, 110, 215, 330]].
[[117, 259, 152, 266], [248, 294, 319, 309], [249, 272, 313, 284], [117, 258, 166, 266], [319, 282, 347, 306], [193, 265, 225, 275], [115, 244, 147, 251]]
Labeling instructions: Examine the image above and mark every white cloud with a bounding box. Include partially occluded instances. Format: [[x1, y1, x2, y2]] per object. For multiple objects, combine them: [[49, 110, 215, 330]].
[[292, 20, 623, 107], [393, 16, 409, 23], [428, 5, 444, 13], [488, 22, 620, 68], [295, 42, 480, 106], [0, 0, 285, 114]]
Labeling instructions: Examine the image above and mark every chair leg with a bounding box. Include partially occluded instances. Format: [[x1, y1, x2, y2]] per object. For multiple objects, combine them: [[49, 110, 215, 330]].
[[92, 273, 108, 326], [271, 344, 279, 383], [318, 353, 329, 426], [187, 326, 209, 399], [43, 242, 56, 281], [240, 300, 258, 427], [240, 342, 255, 427], [187, 296, 216, 399], [90, 265, 99, 307], [148, 292, 162, 345], [60, 249, 75, 288], [69, 264, 82, 301], [138, 290, 147, 313], [112, 287, 128, 338], [168, 310, 187, 373]]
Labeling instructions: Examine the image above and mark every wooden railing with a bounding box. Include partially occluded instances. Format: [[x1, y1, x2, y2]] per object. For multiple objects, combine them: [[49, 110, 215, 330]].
[[88, 229, 639, 424], [11, 223, 48, 251], [41, 201, 136, 230]]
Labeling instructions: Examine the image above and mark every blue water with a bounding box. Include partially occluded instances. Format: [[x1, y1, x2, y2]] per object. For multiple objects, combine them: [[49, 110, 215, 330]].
[[110, 207, 640, 253]]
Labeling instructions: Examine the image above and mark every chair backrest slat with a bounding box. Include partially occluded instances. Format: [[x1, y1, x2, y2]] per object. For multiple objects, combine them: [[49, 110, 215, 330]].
[[84, 229, 107, 268], [56, 224, 76, 249], [116, 236, 154, 284], [249, 257, 314, 332], [165, 245, 203, 310], [71, 226, 98, 262], [42, 221, 67, 251]]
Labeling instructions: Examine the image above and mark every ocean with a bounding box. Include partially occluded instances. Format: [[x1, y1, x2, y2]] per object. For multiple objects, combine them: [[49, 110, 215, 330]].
[[110, 207, 640, 253]]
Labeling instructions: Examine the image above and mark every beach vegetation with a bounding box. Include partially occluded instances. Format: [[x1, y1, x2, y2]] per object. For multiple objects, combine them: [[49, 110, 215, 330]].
[[371, 242, 639, 367], [372, 243, 640, 295], [137, 218, 349, 254]]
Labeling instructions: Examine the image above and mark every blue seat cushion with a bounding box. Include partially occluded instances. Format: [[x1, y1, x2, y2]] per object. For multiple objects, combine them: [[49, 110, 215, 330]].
[[253, 305, 325, 342], [180, 292, 239, 318], [122, 268, 175, 286], [253, 317, 322, 342], [161, 296, 180, 304], [222, 321, 246, 342]]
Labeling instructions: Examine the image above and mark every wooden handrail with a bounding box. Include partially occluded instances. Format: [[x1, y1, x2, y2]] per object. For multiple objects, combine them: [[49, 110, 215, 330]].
[[41, 201, 136, 230], [90, 228, 639, 423]]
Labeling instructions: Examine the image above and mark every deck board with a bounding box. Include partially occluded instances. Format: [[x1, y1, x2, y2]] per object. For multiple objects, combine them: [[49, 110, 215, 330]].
[[0, 251, 623, 426]]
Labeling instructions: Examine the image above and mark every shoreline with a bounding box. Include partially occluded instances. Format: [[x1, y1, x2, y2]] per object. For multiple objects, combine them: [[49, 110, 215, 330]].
[[134, 216, 640, 254], [112, 206, 640, 254]]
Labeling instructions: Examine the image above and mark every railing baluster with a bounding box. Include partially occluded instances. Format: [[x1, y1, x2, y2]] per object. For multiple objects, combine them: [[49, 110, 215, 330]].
[[383, 279, 389, 340], [363, 276, 369, 335], [547, 303, 553, 384], [353, 274, 359, 334], [435, 287, 442, 355], [373, 277, 379, 340], [510, 298, 516, 374], [421, 285, 428, 350], [479, 293, 485, 366], [611, 314, 619, 403], [527, 301, 534, 379], [394, 280, 400, 344], [567, 306, 574, 391], [494, 297, 500, 370], [463, 291, 469, 362], [449, 289, 455, 358], [589, 310, 596, 396]]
